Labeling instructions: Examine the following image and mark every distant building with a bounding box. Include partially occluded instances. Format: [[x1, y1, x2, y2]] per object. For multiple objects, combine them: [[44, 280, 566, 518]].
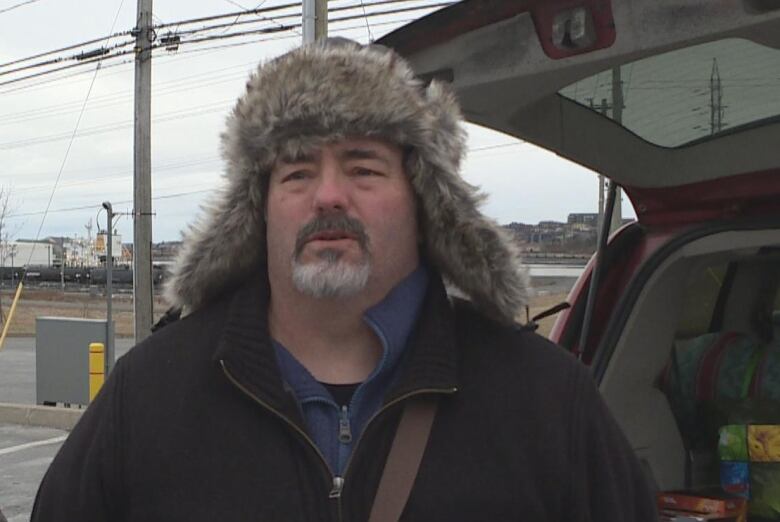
[[503, 216, 597, 254], [1, 240, 55, 267], [567, 213, 598, 226], [151, 241, 181, 262]]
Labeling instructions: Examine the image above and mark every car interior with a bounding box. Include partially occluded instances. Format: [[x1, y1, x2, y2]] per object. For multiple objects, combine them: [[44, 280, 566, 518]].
[[596, 230, 780, 519]]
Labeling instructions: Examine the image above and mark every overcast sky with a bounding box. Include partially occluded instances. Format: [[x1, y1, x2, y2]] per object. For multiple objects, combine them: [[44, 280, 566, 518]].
[[0, 0, 627, 244]]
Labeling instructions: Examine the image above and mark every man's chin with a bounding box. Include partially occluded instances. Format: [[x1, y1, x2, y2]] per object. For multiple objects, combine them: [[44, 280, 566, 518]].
[[291, 259, 371, 299]]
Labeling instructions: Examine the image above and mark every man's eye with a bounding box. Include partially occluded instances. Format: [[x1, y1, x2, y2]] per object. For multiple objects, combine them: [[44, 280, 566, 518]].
[[282, 171, 309, 182], [354, 167, 380, 177]]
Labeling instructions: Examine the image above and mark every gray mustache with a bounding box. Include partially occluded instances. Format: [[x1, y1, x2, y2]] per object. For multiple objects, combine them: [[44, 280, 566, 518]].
[[294, 214, 370, 258]]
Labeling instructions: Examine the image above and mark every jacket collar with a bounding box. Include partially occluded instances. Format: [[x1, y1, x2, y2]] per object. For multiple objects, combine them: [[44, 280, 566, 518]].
[[213, 269, 459, 426], [272, 265, 430, 402]]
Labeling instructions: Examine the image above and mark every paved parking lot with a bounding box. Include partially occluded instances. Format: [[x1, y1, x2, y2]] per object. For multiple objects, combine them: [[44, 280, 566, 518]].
[[0, 337, 134, 405], [0, 337, 134, 521], [0, 423, 66, 522]]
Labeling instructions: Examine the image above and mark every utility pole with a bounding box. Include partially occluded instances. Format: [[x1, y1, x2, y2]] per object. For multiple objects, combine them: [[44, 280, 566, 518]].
[[102, 202, 115, 375], [133, 0, 154, 343], [609, 66, 623, 235], [59, 238, 65, 292], [303, 0, 327, 43], [592, 98, 609, 243]]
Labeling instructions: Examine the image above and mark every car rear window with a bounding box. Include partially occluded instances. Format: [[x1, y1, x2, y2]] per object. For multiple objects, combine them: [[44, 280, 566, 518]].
[[558, 38, 780, 148]]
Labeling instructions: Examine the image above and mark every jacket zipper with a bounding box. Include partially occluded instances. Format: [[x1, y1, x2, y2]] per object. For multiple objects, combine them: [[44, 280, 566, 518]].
[[219, 362, 341, 503], [220, 358, 456, 520], [339, 405, 352, 443], [337, 387, 458, 502]]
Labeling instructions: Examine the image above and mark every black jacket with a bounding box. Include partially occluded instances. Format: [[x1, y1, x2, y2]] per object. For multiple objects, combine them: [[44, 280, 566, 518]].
[[32, 274, 656, 521]]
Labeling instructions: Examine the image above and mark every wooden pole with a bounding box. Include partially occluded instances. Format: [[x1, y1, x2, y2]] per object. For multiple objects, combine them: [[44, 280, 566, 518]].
[[133, 0, 154, 343]]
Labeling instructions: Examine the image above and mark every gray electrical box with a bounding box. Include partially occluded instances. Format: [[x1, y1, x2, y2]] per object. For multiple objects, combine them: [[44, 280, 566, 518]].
[[35, 317, 114, 406]]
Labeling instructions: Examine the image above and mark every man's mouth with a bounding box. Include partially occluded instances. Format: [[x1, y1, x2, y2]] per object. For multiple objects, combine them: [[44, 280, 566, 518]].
[[307, 230, 358, 242], [294, 214, 370, 259]]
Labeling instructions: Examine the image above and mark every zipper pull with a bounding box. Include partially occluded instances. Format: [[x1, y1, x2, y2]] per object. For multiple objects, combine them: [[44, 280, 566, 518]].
[[329, 476, 344, 498], [339, 405, 352, 443]]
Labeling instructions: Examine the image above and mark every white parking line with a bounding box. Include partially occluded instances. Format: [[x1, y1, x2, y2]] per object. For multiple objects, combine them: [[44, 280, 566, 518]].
[[0, 435, 67, 457]]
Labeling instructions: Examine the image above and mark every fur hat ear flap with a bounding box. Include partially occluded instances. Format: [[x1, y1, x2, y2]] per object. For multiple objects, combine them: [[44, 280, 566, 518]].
[[411, 143, 529, 325], [164, 174, 265, 313], [407, 80, 529, 324]]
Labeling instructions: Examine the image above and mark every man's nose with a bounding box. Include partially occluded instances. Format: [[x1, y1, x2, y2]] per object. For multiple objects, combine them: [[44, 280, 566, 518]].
[[312, 160, 350, 213]]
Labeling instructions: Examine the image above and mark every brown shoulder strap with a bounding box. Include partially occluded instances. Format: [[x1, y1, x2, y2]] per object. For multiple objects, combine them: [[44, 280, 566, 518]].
[[368, 397, 438, 522]]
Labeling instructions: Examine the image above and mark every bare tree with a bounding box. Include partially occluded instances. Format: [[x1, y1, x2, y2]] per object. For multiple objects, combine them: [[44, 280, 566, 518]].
[[0, 187, 20, 324]]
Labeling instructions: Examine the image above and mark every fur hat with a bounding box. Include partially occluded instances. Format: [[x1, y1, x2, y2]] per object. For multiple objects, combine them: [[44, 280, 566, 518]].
[[164, 38, 528, 324]]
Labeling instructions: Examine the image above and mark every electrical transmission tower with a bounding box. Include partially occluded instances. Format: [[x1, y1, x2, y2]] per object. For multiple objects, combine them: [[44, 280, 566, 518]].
[[710, 58, 724, 135], [588, 66, 624, 240]]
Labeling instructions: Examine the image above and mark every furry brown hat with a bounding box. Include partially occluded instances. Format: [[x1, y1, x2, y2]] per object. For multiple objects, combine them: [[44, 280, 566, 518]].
[[165, 38, 527, 324]]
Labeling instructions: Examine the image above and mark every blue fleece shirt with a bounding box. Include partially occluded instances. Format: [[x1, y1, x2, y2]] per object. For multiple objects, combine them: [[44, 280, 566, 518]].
[[273, 265, 429, 475]]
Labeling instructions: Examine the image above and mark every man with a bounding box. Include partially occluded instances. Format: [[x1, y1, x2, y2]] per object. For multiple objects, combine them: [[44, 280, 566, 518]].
[[32, 38, 656, 521]]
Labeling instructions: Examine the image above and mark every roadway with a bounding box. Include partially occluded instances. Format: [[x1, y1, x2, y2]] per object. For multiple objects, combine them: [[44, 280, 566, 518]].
[[0, 337, 134, 520], [0, 423, 67, 521]]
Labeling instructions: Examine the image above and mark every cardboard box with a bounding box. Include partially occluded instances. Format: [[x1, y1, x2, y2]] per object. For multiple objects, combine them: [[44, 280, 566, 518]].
[[657, 491, 747, 522]]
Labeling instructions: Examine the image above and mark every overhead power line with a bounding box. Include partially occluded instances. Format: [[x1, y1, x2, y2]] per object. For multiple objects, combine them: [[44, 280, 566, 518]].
[[0, 49, 135, 88], [0, 38, 135, 79], [152, 1, 300, 30], [163, 1, 451, 49], [0, 99, 233, 150], [161, 0, 436, 38], [0, 15, 420, 125], [24, 0, 126, 267], [0, 59, 134, 96], [1, 2, 451, 134], [154, 15, 419, 58], [469, 142, 526, 153], [0, 59, 264, 125], [8, 188, 213, 219], [0, 0, 43, 15], [3, 153, 220, 184], [224, 0, 302, 37], [0, 29, 135, 69], [0, 2, 297, 71], [2, 0, 450, 86], [359, 1, 374, 42], [0, 2, 445, 88]]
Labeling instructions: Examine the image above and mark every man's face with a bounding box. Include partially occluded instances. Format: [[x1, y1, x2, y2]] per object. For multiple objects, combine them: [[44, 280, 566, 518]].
[[266, 137, 419, 300]]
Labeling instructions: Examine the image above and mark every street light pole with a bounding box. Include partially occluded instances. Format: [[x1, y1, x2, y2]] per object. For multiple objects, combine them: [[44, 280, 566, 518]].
[[102, 202, 115, 375]]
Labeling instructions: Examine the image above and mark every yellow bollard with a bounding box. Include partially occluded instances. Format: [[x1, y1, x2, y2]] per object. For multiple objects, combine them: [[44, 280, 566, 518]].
[[89, 342, 105, 402]]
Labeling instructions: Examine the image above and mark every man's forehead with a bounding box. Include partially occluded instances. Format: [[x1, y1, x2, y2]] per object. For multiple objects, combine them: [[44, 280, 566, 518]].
[[275, 137, 402, 165]]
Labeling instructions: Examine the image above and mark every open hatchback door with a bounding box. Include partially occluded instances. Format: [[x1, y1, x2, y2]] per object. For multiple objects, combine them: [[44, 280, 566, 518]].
[[379, 0, 780, 513]]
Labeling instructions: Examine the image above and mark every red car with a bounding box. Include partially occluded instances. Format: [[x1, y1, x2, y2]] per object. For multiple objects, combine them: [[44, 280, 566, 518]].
[[380, 1, 780, 519]]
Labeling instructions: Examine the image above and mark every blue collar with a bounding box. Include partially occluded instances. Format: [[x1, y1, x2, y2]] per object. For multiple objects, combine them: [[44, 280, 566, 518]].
[[273, 265, 429, 400]]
